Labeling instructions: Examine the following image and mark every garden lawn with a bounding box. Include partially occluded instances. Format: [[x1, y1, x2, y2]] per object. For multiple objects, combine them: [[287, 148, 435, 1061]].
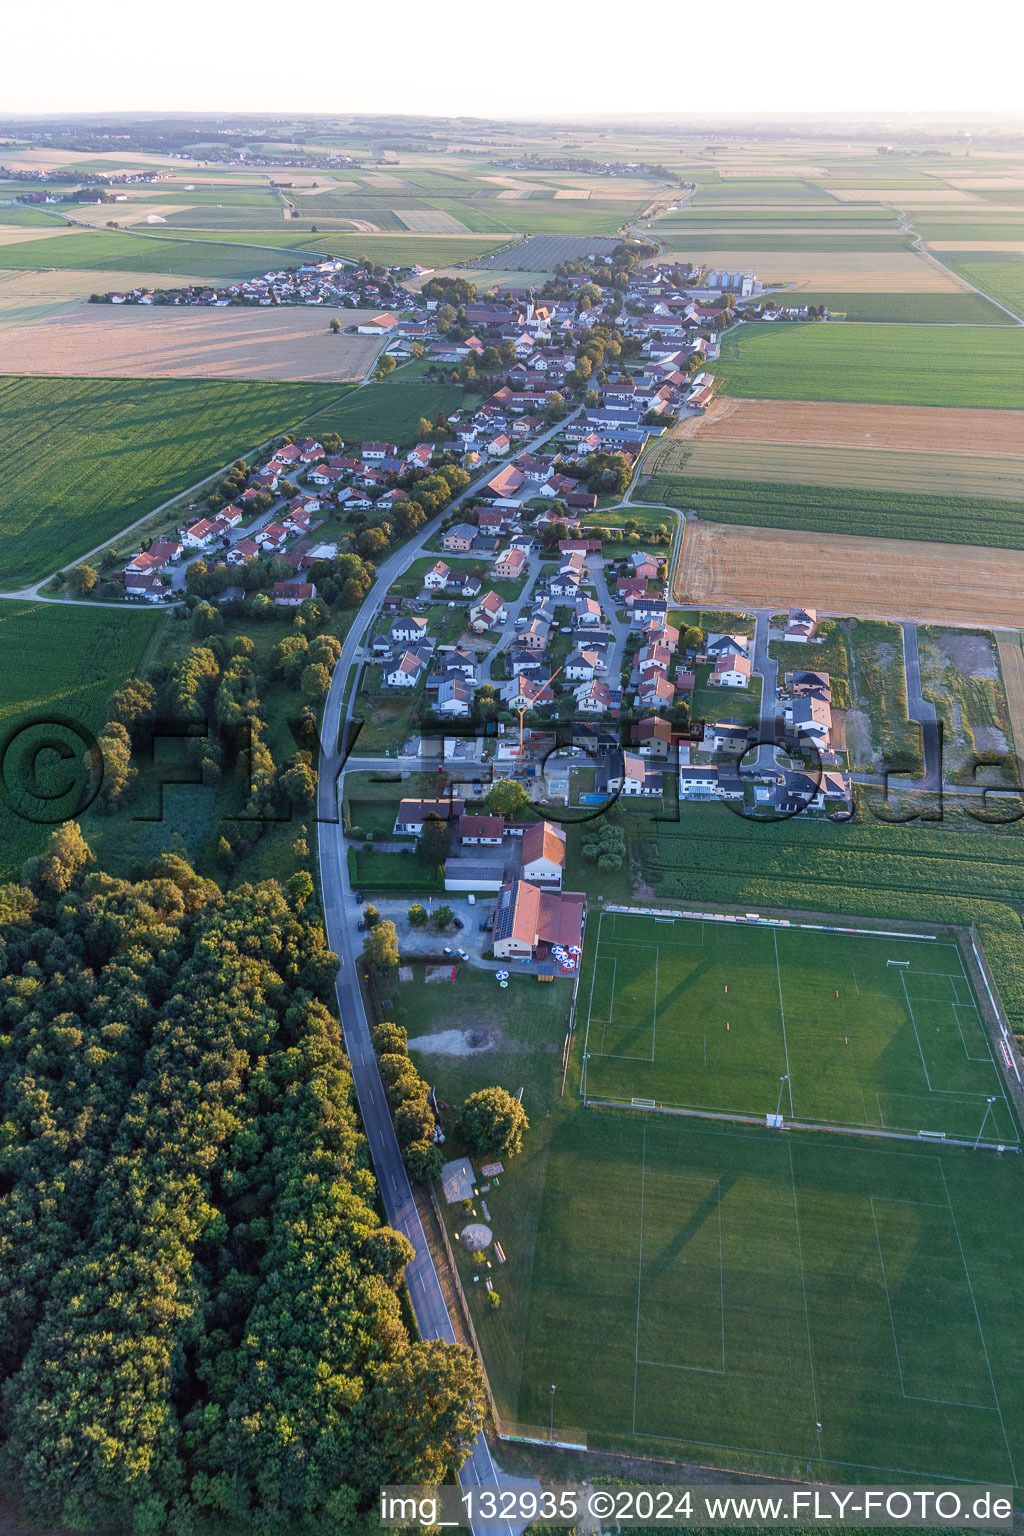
[[0, 376, 348, 587], [712, 322, 1024, 409]]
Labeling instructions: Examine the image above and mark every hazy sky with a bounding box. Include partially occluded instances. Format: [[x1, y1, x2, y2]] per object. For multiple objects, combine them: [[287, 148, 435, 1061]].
[[7, 0, 1024, 119]]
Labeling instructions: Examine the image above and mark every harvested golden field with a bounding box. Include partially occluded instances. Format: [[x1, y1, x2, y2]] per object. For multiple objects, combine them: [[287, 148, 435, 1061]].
[[658, 440, 1024, 501], [668, 397, 1024, 458], [929, 239, 1024, 253], [674, 520, 1024, 627], [828, 188, 999, 206], [0, 303, 386, 382], [0, 225, 74, 246], [656, 250, 967, 290], [0, 266, 201, 333]]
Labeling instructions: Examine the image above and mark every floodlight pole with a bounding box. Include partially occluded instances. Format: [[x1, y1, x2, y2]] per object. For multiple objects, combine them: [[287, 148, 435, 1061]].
[[776, 1074, 789, 1119], [974, 1096, 997, 1150], [549, 1383, 557, 1442]]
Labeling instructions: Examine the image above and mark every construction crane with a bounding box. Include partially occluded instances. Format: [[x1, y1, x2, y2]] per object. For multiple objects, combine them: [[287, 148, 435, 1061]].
[[516, 661, 564, 766]]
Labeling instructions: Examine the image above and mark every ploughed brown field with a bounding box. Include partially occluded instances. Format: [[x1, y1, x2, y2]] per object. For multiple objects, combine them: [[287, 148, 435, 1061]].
[[674, 520, 1024, 628], [672, 396, 1024, 458], [0, 303, 388, 382]]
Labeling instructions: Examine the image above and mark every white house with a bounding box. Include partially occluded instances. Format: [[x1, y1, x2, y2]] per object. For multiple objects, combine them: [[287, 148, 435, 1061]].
[[520, 821, 566, 887], [386, 652, 425, 688], [678, 764, 720, 799], [424, 561, 450, 592], [712, 652, 751, 688]]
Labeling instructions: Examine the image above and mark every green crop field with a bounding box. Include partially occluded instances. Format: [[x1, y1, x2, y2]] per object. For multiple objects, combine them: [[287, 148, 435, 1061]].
[[639, 475, 1024, 550], [306, 373, 463, 445], [0, 204, 70, 228], [712, 322, 1024, 409], [945, 260, 1024, 320], [786, 291, 1013, 323], [286, 234, 508, 266], [0, 376, 346, 588], [578, 911, 1014, 1140], [0, 599, 164, 880], [0, 228, 302, 281], [517, 1107, 1024, 1482], [916, 221, 1024, 242]]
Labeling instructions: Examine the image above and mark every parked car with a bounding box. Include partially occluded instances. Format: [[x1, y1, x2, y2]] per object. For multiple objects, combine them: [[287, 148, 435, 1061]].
[[453, 916, 464, 930], [356, 918, 365, 932], [354, 891, 364, 904], [457, 947, 470, 961], [443, 946, 456, 957]]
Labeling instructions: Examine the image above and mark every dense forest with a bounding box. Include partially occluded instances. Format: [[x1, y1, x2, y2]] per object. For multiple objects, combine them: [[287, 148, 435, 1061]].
[[0, 827, 484, 1534]]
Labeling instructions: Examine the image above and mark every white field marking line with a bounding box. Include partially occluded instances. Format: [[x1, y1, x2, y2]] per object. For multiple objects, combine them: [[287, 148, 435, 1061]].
[[630, 1429, 1002, 1487], [867, 1195, 989, 1411], [599, 957, 619, 1057], [787, 1142, 820, 1445], [650, 945, 660, 1066], [632, 1124, 648, 1437], [948, 949, 1021, 1130], [950, 1000, 995, 1063], [588, 1101, 1002, 1166], [937, 1161, 1019, 1485], [773, 931, 794, 1117], [876, 1091, 886, 1128], [870, 1194, 907, 1397], [852, 965, 861, 994], [635, 1172, 726, 1376], [900, 972, 933, 1091], [580, 930, 602, 1092]]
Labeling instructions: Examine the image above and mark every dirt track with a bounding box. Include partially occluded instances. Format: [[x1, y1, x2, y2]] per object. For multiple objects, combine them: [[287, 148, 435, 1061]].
[[669, 397, 1024, 459], [674, 520, 1024, 628]]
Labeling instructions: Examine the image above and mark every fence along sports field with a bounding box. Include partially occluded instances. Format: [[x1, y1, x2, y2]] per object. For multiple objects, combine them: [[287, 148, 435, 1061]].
[[579, 911, 1018, 1145], [509, 910, 1024, 1483]]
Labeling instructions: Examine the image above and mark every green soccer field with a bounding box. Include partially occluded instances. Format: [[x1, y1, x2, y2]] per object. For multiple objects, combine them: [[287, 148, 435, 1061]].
[[578, 912, 1018, 1145], [517, 1109, 1024, 1487]]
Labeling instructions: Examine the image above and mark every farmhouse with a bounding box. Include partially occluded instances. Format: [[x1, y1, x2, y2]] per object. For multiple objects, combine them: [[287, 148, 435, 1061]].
[[273, 581, 316, 607], [441, 524, 476, 553]]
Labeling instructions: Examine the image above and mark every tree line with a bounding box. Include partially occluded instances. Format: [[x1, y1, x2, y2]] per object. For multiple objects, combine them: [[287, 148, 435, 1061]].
[[0, 833, 487, 1533]]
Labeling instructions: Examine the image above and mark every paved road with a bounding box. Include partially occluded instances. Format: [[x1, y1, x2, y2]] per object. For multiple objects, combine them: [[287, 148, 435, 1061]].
[[900, 621, 942, 790], [318, 420, 580, 1533], [750, 608, 780, 769]]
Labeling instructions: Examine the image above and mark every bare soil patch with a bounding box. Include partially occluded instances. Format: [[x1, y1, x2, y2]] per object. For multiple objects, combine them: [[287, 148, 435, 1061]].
[[670, 396, 1024, 459], [0, 302, 385, 383], [937, 631, 999, 679], [674, 519, 1024, 628], [407, 1027, 500, 1056]]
